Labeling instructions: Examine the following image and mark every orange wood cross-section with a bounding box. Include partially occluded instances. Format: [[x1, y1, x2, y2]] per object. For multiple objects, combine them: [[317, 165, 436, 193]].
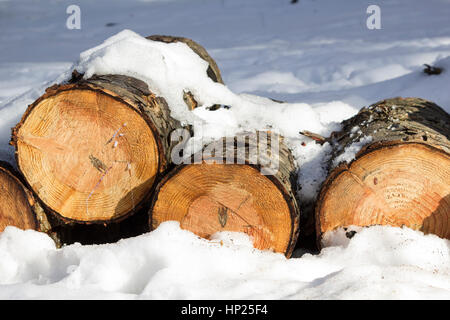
[[15, 89, 159, 222], [151, 163, 295, 254], [317, 143, 450, 240]]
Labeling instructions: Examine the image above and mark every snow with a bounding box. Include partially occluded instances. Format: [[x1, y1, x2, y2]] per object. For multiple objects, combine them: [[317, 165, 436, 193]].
[[0, 223, 448, 299], [332, 135, 374, 168], [77, 30, 223, 124], [0, 0, 450, 299]]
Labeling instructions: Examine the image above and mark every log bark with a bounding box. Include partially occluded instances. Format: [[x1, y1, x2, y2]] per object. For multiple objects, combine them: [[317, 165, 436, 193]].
[[0, 161, 59, 243], [149, 132, 301, 257], [11, 74, 182, 225], [316, 97, 450, 244]]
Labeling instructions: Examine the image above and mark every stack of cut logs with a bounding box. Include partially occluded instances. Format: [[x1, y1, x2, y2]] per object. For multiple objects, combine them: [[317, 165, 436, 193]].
[[1, 36, 449, 257]]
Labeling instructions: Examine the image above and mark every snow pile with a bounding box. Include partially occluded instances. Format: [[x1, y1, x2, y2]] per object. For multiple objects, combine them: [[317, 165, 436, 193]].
[[0, 223, 448, 299], [76, 30, 228, 125]]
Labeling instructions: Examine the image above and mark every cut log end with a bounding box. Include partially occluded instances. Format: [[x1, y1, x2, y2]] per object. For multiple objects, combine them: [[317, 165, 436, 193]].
[[317, 142, 450, 240], [0, 164, 37, 232], [150, 162, 298, 256], [13, 88, 160, 223]]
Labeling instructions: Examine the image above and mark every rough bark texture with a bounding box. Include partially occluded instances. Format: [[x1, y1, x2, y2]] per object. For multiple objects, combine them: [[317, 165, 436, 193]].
[[316, 97, 450, 245], [331, 97, 449, 158], [11, 74, 183, 225], [149, 132, 301, 257]]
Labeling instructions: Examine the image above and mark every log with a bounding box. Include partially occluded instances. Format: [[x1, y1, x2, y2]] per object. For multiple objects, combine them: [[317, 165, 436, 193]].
[[0, 161, 56, 241], [316, 97, 450, 244], [149, 132, 301, 257], [11, 74, 182, 224]]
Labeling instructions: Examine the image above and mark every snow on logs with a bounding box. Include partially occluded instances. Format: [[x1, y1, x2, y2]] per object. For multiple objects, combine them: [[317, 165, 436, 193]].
[[10, 35, 221, 225], [149, 133, 301, 257], [146, 34, 224, 110], [316, 97, 450, 243], [146, 35, 223, 85]]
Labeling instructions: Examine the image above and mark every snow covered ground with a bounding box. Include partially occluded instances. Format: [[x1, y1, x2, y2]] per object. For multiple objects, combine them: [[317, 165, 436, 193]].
[[0, 0, 449, 299], [0, 223, 449, 299]]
